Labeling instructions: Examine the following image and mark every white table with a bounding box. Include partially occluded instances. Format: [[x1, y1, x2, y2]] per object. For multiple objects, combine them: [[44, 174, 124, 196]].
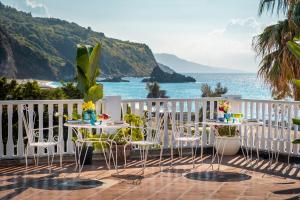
[[203, 121, 263, 171], [64, 121, 130, 175]]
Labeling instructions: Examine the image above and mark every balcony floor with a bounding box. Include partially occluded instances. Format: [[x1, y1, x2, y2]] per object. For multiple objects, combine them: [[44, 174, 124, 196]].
[[0, 155, 300, 200]]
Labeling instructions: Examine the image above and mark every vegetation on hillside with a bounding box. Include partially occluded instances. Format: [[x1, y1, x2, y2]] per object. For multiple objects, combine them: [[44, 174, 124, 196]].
[[0, 2, 158, 80], [253, 0, 300, 100], [0, 77, 82, 100]]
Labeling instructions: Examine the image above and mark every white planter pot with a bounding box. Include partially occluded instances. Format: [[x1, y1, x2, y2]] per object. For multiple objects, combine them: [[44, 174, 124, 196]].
[[215, 136, 240, 156]]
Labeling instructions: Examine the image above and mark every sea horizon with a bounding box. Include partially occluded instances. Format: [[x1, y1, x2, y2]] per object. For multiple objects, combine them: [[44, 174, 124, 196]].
[[47, 73, 272, 100]]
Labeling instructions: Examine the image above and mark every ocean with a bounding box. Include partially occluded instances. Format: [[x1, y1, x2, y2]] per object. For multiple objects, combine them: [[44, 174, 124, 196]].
[[49, 73, 272, 100]]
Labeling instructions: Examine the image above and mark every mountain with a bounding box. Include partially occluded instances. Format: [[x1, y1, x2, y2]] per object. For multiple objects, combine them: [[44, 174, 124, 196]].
[[157, 63, 175, 74], [142, 66, 196, 83], [0, 2, 158, 80], [155, 53, 244, 73]]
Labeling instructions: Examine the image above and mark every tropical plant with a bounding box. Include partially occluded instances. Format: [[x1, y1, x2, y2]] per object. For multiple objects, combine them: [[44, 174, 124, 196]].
[[253, 0, 300, 100], [201, 82, 228, 97], [76, 42, 103, 103], [146, 82, 169, 98]]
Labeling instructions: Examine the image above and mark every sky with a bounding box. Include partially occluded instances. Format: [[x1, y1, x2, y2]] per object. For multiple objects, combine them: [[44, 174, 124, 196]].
[[1, 0, 281, 72]]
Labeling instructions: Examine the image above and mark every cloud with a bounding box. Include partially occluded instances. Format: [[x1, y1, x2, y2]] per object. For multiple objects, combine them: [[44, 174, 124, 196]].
[[212, 18, 262, 39], [1, 0, 49, 17]]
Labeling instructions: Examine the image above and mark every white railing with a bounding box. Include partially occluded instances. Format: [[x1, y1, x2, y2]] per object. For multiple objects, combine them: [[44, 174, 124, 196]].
[[0, 97, 299, 159]]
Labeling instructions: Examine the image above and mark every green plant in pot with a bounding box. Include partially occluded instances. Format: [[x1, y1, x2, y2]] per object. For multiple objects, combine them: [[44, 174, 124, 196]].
[[73, 42, 104, 165]]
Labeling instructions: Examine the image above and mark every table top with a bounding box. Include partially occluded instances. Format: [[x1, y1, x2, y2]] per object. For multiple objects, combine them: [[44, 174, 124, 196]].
[[204, 121, 263, 126], [64, 121, 130, 129]]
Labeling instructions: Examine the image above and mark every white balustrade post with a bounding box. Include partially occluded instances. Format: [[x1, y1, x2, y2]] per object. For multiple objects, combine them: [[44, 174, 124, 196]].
[[17, 104, 24, 157], [48, 104, 54, 154], [58, 103, 64, 154], [6, 104, 14, 158], [163, 101, 169, 148], [38, 103, 44, 155], [202, 99, 208, 147], [67, 103, 74, 153]]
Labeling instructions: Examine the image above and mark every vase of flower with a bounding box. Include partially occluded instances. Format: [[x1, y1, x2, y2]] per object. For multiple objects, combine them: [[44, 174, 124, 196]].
[[219, 101, 231, 122], [82, 101, 96, 125]]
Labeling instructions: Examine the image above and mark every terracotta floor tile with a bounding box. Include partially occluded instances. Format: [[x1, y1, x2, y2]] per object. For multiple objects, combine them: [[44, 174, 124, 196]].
[[0, 156, 299, 200]]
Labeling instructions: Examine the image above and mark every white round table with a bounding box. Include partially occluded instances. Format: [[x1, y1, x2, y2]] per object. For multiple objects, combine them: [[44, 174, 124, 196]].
[[203, 121, 263, 171], [64, 121, 130, 175]]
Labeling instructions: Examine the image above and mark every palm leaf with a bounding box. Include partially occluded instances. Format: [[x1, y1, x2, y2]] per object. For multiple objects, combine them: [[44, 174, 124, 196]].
[[88, 42, 101, 85], [84, 84, 103, 102], [287, 40, 300, 60], [258, 0, 289, 16]]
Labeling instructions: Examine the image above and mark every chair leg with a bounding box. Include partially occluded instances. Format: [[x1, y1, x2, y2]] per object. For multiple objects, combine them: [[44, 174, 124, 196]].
[[59, 146, 63, 168], [142, 146, 149, 174], [194, 142, 198, 168], [159, 145, 163, 171], [47, 147, 52, 173], [191, 143, 194, 168], [171, 144, 174, 167], [124, 144, 129, 169], [25, 145, 29, 171]]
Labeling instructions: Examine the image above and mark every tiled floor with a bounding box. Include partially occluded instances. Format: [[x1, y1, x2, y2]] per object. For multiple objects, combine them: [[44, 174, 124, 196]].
[[0, 155, 300, 200]]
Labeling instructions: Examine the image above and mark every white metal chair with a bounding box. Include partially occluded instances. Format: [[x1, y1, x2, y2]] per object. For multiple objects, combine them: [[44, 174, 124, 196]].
[[122, 123, 164, 174], [170, 118, 201, 168], [23, 105, 63, 173]]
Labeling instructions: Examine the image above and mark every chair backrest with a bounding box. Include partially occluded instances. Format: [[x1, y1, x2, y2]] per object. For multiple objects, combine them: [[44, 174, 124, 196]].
[[22, 105, 36, 145], [168, 110, 197, 139], [146, 113, 165, 144]]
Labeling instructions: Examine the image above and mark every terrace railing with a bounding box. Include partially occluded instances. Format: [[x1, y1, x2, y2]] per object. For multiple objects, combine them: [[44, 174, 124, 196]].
[[0, 97, 299, 159]]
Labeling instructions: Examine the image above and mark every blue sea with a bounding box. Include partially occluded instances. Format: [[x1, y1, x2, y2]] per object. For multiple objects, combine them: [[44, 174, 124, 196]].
[[50, 73, 272, 100]]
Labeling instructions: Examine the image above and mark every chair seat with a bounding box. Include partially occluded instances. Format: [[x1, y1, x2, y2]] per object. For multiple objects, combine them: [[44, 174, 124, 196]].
[[175, 137, 200, 142], [130, 141, 159, 146], [30, 142, 58, 147]]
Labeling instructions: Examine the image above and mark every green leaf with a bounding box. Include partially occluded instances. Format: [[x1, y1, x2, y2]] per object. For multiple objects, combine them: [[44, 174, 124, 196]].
[[287, 40, 300, 60], [292, 118, 300, 126], [84, 84, 103, 103], [88, 42, 101, 85], [292, 79, 300, 89], [292, 139, 300, 144]]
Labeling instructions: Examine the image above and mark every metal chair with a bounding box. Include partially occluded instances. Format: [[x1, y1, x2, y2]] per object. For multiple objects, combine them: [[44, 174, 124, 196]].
[[122, 122, 164, 174], [22, 105, 63, 173], [170, 118, 202, 168]]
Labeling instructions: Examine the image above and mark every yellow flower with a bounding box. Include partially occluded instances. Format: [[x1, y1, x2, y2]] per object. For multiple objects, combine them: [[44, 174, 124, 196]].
[[82, 101, 95, 111]]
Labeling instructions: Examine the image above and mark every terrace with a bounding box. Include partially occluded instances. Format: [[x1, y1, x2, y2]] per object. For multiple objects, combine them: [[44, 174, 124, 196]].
[[0, 96, 300, 199]]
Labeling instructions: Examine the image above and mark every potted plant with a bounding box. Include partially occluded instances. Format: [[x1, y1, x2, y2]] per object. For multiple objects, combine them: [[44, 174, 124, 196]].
[[215, 101, 240, 155], [71, 42, 104, 164], [214, 126, 240, 155]]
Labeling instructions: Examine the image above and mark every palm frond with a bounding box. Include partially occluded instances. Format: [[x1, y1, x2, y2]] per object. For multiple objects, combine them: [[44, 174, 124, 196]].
[[258, 0, 289, 16]]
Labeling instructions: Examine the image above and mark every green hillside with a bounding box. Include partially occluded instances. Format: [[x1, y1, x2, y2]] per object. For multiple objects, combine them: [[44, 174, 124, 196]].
[[0, 2, 158, 80]]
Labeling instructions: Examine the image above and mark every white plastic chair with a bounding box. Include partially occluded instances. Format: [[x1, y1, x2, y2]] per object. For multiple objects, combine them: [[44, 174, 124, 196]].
[[23, 105, 63, 173]]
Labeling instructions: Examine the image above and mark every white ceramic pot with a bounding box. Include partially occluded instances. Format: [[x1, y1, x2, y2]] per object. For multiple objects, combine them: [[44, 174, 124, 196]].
[[214, 136, 240, 156]]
